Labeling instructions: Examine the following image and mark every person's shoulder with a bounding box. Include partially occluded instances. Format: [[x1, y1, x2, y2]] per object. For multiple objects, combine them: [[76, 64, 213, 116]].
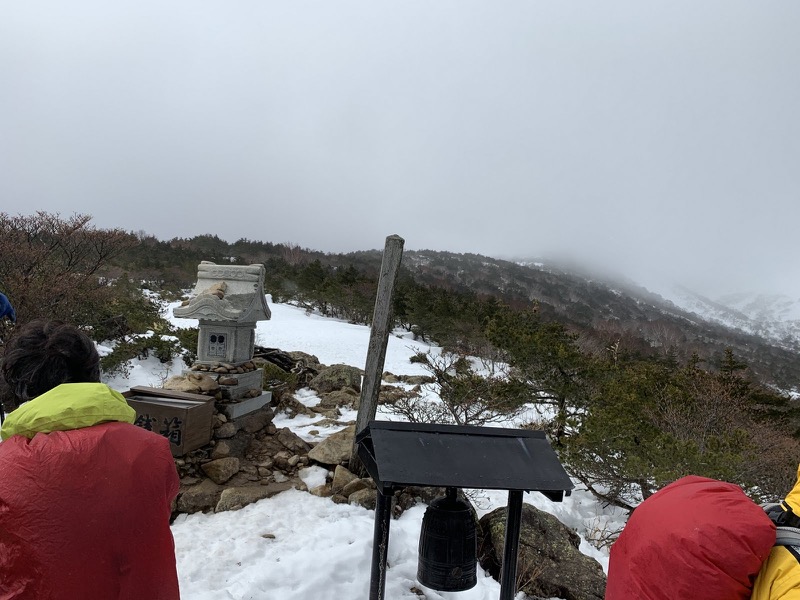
[[754, 546, 800, 600], [93, 421, 174, 453], [0, 433, 31, 459]]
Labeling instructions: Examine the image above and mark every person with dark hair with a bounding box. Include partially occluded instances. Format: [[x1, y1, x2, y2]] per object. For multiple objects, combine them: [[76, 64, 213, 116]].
[[0, 320, 180, 599]]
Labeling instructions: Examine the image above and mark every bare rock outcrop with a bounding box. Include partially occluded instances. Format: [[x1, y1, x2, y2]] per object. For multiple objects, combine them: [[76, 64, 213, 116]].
[[307, 424, 356, 466], [309, 364, 363, 395], [478, 504, 606, 600]]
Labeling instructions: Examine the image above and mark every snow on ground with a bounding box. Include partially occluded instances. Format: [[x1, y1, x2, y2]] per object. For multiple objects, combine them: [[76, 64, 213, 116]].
[[100, 296, 620, 600]]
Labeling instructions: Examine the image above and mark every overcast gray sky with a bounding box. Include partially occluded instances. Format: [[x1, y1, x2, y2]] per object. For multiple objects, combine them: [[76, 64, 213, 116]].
[[2, 1, 799, 298]]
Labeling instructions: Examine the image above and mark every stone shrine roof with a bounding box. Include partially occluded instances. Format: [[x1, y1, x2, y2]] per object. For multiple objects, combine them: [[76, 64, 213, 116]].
[[173, 261, 271, 323]]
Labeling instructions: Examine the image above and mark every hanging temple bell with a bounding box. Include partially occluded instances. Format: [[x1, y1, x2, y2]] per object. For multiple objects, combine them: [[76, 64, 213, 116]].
[[417, 487, 478, 592]]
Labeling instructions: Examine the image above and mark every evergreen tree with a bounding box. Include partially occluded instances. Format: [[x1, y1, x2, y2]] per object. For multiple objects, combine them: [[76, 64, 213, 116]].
[[485, 307, 589, 446]]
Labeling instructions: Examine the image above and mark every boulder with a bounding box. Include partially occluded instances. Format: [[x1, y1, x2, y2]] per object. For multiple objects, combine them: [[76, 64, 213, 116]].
[[310, 483, 333, 498], [248, 434, 289, 459], [214, 422, 238, 439], [275, 427, 312, 454], [341, 478, 371, 497], [348, 487, 377, 510], [278, 396, 317, 418], [395, 486, 453, 514], [478, 504, 606, 600], [309, 406, 340, 419], [286, 351, 322, 371], [210, 431, 253, 460], [177, 479, 223, 514], [272, 450, 293, 470], [378, 385, 414, 405], [201, 457, 241, 484], [235, 407, 275, 433], [331, 465, 358, 493], [403, 375, 432, 386], [307, 425, 356, 466], [215, 482, 295, 512], [309, 364, 363, 395], [319, 389, 359, 410]]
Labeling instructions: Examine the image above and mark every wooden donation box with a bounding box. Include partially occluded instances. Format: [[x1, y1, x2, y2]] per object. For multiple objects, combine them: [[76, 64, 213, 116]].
[[123, 386, 215, 456]]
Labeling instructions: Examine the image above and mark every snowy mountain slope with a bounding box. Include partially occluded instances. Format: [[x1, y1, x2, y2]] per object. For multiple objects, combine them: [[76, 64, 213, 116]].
[[98, 297, 619, 600], [652, 285, 800, 352]]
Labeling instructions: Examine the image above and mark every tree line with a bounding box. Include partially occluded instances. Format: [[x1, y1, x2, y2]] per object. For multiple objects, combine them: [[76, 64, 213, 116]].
[[1, 212, 798, 508]]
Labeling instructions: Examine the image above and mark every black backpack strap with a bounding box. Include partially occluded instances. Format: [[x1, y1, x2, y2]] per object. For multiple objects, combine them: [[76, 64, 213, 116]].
[[765, 502, 800, 529], [763, 504, 800, 564]]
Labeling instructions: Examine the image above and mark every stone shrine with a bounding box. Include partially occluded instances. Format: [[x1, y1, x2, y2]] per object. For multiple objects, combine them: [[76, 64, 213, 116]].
[[173, 261, 272, 414]]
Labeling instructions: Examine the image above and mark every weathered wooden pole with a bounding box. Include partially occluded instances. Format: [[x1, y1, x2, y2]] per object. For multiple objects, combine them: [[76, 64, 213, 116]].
[[350, 234, 404, 477]]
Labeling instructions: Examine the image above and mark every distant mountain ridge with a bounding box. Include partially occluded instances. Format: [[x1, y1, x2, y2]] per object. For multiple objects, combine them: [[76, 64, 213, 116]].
[[399, 250, 800, 392], [653, 286, 800, 353]]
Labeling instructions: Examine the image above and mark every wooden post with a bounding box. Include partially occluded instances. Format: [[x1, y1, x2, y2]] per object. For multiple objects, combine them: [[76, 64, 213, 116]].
[[350, 234, 404, 476]]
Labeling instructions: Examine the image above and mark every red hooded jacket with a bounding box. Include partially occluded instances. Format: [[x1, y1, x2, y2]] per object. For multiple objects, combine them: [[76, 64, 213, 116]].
[[0, 383, 180, 599], [606, 475, 776, 600]]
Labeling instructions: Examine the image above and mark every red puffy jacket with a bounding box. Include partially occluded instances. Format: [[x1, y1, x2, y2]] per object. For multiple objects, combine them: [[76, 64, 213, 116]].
[[0, 383, 180, 599], [606, 475, 776, 600]]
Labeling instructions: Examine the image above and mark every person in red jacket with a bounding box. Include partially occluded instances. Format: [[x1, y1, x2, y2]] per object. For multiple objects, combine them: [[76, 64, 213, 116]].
[[605, 475, 777, 600], [0, 319, 180, 599]]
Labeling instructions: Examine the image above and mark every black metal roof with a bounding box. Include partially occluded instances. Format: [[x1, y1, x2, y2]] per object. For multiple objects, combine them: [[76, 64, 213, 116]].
[[356, 421, 574, 500]]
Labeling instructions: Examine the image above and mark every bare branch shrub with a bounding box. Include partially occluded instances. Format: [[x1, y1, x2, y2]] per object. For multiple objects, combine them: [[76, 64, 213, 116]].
[[0, 212, 135, 328], [386, 350, 527, 426], [584, 516, 624, 550]]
